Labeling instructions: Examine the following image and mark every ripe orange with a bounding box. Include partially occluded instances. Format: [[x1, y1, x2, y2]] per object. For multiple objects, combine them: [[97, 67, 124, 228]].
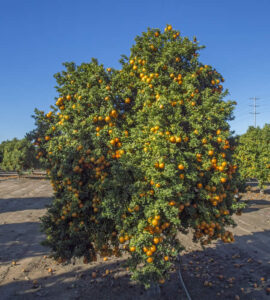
[[130, 246, 136, 252], [143, 247, 148, 253], [153, 237, 160, 244], [178, 164, 185, 170], [150, 245, 156, 252], [211, 158, 217, 164], [208, 150, 214, 156], [159, 162, 165, 169], [110, 110, 118, 118], [159, 278, 165, 284], [170, 136, 176, 143], [152, 219, 158, 226], [147, 257, 153, 263]]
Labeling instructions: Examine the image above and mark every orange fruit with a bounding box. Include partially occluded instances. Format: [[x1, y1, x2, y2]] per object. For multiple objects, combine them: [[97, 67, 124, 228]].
[[170, 136, 176, 143], [150, 245, 156, 252], [179, 174, 185, 179], [159, 163, 165, 169], [178, 164, 185, 170], [153, 237, 160, 244], [119, 236, 125, 243], [152, 219, 158, 226], [159, 278, 165, 284], [147, 257, 153, 263], [217, 137, 222, 143]]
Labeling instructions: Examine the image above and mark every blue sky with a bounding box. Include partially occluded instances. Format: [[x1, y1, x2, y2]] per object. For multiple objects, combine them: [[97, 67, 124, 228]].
[[0, 0, 269, 142]]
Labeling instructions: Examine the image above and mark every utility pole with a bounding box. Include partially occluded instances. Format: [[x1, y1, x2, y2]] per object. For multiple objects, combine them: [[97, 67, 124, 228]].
[[249, 97, 260, 127]]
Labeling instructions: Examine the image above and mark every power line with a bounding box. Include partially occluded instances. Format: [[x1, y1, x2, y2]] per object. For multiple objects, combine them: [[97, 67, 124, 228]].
[[249, 97, 260, 127]]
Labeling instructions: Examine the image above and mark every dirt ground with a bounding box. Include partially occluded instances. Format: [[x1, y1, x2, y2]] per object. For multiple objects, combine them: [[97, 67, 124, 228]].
[[0, 176, 270, 300]]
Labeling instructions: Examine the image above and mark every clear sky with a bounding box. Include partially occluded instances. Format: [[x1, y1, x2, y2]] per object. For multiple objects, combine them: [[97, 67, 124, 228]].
[[0, 0, 269, 142]]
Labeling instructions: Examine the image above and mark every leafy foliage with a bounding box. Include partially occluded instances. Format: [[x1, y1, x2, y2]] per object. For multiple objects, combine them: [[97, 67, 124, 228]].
[[37, 26, 244, 287], [0, 138, 40, 173], [235, 124, 270, 189]]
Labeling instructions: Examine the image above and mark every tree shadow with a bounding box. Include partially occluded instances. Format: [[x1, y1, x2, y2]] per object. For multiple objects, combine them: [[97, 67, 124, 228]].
[[1, 230, 270, 300], [0, 196, 52, 263], [0, 222, 49, 264], [0, 197, 52, 214], [242, 199, 270, 213], [179, 230, 270, 300]]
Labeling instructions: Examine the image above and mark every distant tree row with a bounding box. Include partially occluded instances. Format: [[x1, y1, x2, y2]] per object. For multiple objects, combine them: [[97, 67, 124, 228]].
[[234, 124, 270, 190], [0, 137, 41, 174]]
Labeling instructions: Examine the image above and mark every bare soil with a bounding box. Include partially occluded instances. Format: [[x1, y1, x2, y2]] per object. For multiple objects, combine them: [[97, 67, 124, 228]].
[[0, 178, 270, 299]]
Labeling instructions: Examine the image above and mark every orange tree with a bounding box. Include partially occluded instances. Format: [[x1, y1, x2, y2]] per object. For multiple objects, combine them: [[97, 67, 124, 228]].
[[235, 124, 270, 190], [37, 26, 243, 288]]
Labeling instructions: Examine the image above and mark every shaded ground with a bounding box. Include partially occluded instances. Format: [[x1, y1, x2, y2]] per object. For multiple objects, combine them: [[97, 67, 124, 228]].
[[0, 178, 270, 299]]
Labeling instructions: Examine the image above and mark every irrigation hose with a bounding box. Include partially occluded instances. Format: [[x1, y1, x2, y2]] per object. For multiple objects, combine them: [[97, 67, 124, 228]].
[[177, 255, 192, 300]]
